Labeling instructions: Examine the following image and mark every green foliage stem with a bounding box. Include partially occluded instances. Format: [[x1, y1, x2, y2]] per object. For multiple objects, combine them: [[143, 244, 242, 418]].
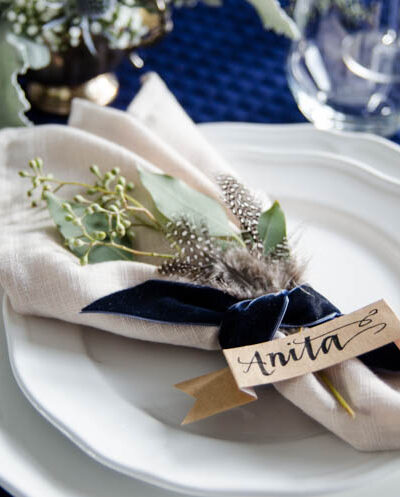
[[19, 159, 174, 264]]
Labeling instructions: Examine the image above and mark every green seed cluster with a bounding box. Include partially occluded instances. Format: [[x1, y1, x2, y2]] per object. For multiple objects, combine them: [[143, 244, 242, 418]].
[[19, 159, 168, 265], [67, 164, 137, 239], [19, 158, 53, 207]]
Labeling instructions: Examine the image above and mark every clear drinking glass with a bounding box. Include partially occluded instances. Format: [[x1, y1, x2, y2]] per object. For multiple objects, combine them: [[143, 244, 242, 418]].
[[287, 0, 400, 136]]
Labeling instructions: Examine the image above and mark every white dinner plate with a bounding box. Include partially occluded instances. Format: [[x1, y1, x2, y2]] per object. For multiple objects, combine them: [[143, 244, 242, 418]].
[[4, 123, 400, 497]]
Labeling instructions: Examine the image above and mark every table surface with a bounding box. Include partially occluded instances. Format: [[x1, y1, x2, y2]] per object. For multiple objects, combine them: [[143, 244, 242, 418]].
[[7, 1, 400, 496]]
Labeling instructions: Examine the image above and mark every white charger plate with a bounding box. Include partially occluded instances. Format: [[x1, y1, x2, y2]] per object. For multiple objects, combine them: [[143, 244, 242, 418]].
[[4, 123, 400, 497]]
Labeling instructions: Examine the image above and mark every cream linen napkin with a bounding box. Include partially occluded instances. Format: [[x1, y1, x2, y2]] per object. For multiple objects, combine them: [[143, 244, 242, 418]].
[[0, 73, 238, 350], [1, 72, 400, 451]]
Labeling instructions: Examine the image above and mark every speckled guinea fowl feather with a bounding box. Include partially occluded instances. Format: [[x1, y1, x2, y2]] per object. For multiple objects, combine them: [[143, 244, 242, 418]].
[[217, 174, 264, 255], [158, 176, 305, 299], [159, 217, 222, 281]]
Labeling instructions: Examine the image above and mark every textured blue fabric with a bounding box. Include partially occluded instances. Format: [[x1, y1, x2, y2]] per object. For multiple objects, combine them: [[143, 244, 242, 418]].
[[81, 280, 341, 348], [113, 0, 299, 125], [360, 343, 400, 372], [218, 291, 290, 348], [219, 285, 342, 348]]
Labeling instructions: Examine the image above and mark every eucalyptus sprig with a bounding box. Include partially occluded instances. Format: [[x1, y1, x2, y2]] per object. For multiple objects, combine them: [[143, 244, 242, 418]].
[[19, 158, 173, 264], [19, 158, 248, 266]]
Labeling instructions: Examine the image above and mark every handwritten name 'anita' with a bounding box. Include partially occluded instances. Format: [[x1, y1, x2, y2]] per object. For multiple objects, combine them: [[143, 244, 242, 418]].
[[237, 308, 386, 377]]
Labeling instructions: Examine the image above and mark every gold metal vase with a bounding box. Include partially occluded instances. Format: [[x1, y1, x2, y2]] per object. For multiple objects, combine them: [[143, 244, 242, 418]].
[[26, 1, 171, 116]]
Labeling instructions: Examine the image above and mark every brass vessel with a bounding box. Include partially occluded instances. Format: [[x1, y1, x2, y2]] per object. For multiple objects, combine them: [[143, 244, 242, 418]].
[[26, 2, 171, 115]]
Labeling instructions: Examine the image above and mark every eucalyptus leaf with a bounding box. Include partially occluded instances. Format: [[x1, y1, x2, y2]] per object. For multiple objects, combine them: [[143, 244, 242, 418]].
[[0, 21, 50, 128], [139, 168, 238, 238], [46, 193, 133, 263], [246, 0, 300, 39], [257, 200, 287, 255]]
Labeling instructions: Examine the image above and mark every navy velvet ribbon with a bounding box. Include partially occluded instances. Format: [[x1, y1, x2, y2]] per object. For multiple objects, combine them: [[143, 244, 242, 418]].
[[82, 280, 400, 371]]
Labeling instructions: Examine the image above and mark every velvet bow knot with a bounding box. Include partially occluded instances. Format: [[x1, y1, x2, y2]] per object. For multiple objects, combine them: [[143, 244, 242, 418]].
[[218, 286, 343, 348]]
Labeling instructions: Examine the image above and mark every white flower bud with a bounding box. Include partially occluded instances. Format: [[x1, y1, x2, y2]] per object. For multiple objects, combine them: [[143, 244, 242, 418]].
[[27, 25, 39, 36], [69, 26, 81, 38], [36, 0, 46, 12], [7, 11, 17, 22], [91, 22, 102, 35]]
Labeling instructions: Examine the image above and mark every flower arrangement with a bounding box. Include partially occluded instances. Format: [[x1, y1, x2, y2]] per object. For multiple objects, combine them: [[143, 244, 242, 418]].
[[6, 0, 149, 53]]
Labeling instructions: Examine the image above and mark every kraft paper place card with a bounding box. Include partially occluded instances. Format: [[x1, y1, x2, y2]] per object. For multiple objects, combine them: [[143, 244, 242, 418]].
[[224, 300, 400, 389]]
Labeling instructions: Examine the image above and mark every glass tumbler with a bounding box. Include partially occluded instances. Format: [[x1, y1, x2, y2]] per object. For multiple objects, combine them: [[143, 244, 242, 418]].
[[287, 0, 400, 136]]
